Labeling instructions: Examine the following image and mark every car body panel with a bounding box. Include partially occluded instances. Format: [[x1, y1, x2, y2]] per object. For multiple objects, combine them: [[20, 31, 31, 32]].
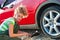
[[0, 0, 60, 29], [14, 0, 46, 25], [0, 0, 46, 25]]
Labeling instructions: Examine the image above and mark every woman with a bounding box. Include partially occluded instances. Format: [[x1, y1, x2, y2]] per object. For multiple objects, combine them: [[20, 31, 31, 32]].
[[0, 5, 31, 39]]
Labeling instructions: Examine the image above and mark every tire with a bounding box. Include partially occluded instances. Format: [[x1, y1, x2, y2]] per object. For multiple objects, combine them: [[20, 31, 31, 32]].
[[40, 6, 60, 38]]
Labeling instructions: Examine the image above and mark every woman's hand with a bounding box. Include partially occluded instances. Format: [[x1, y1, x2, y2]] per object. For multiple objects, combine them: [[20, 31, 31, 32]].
[[22, 32, 32, 37]]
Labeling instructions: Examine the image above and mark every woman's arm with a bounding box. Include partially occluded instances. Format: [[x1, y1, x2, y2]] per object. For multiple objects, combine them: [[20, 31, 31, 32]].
[[9, 23, 30, 38], [9, 23, 23, 37]]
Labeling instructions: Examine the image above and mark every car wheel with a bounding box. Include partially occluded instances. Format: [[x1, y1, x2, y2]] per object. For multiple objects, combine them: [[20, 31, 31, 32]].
[[40, 6, 60, 38]]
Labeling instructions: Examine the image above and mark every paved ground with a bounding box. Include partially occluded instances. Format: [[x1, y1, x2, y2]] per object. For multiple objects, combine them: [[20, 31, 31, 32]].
[[32, 34, 55, 40], [20, 29, 57, 40], [20, 29, 60, 40], [0, 29, 60, 40], [0, 34, 56, 40]]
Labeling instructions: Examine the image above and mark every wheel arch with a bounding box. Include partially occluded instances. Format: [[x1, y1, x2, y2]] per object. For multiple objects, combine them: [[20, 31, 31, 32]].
[[35, 3, 60, 28]]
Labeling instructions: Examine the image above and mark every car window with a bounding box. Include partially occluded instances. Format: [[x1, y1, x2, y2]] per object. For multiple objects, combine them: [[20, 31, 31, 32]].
[[4, 0, 15, 6], [0, 0, 6, 5], [0, 0, 6, 8]]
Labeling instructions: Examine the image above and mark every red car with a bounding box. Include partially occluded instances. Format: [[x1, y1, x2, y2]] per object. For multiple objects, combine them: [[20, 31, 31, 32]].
[[0, 0, 60, 38]]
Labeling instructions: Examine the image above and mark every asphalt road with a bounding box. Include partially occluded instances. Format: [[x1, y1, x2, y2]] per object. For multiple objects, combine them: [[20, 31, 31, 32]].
[[32, 34, 55, 40], [0, 29, 60, 40], [14, 29, 60, 40], [20, 29, 60, 40]]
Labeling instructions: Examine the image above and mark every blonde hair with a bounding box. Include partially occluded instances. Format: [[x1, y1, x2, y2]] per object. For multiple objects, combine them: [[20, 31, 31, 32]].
[[14, 5, 28, 17]]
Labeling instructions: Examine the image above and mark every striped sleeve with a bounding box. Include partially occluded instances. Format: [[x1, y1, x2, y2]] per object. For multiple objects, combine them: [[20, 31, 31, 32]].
[[8, 18, 15, 25]]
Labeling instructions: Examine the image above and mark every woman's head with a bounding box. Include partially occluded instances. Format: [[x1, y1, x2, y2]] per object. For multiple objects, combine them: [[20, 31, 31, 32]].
[[14, 5, 28, 21]]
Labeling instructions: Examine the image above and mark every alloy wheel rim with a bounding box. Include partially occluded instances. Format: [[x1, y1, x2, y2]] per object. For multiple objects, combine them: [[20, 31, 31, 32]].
[[43, 10, 60, 36]]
